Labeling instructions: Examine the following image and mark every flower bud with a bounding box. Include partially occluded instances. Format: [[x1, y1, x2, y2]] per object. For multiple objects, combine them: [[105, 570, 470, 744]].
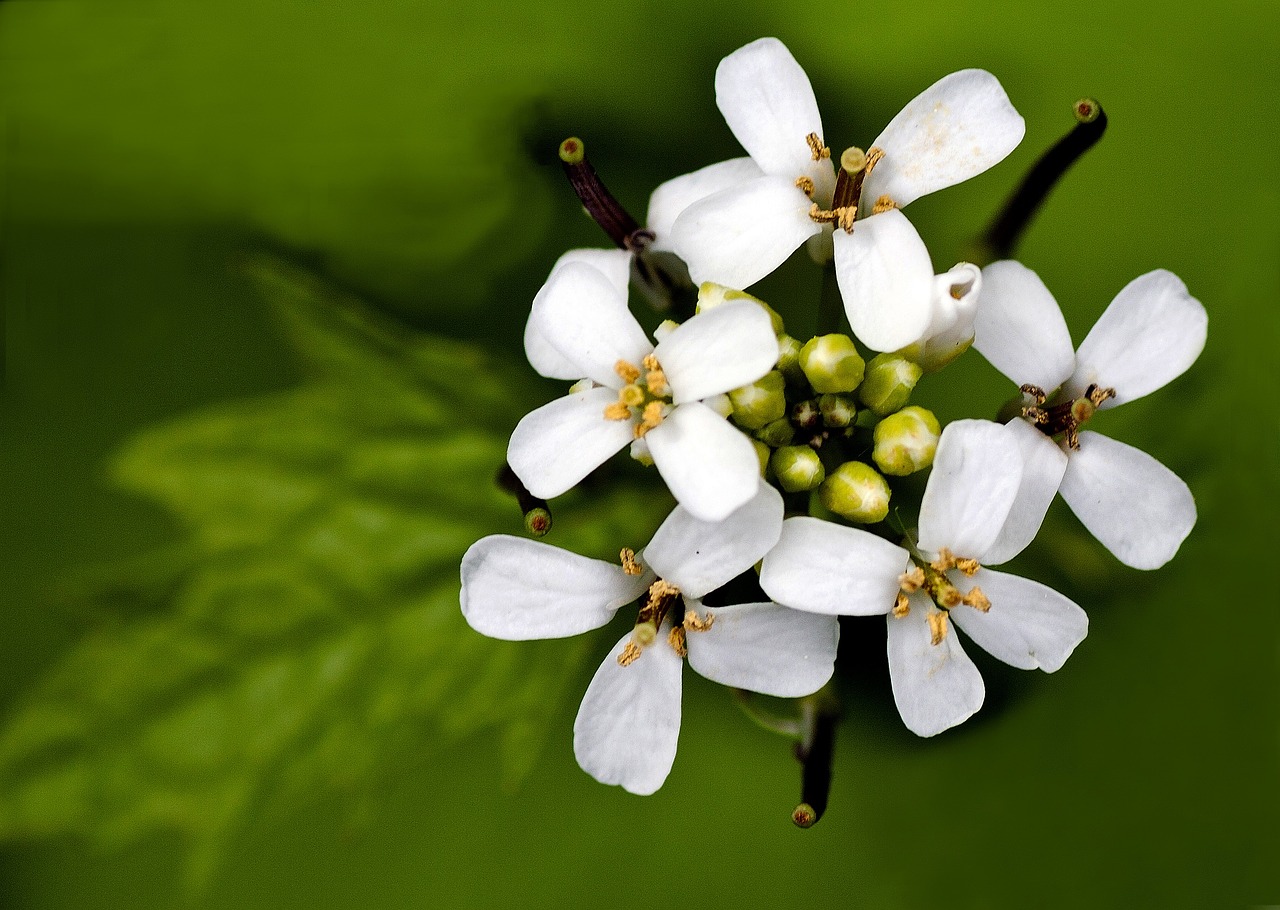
[[776, 334, 806, 387], [791, 399, 821, 431], [818, 393, 856, 428], [697, 283, 785, 334], [756, 417, 795, 448], [799, 334, 865, 394], [872, 406, 940, 476], [729, 370, 786, 430], [770, 445, 826, 493], [752, 439, 771, 476], [819, 461, 890, 523], [858, 353, 922, 417]]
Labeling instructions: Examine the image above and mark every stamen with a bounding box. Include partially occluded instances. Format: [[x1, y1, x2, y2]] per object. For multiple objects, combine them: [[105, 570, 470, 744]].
[[615, 360, 641, 383], [954, 557, 981, 577], [645, 369, 669, 397], [871, 194, 898, 215], [932, 549, 957, 573], [1021, 384, 1048, 406], [684, 610, 714, 632], [892, 592, 911, 617], [1088, 384, 1117, 407], [795, 175, 816, 197], [963, 587, 991, 612], [864, 146, 884, 174], [899, 567, 925, 593], [603, 402, 631, 421], [634, 400, 666, 437], [927, 610, 949, 646], [620, 548, 643, 576], [618, 641, 642, 666], [805, 132, 831, 161], [668, 625, 688, 658], [642, 353, 661, 372]]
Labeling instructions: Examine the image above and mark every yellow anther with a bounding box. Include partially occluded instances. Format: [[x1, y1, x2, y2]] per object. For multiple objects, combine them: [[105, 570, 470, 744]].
[[864, 146, 884, 174], [604, 402, 631, 421], [668, 625, 688, 658], [963, 586, 991, 612], [805, 132, 830, 161], [927, 610, 949, 646], [620, 384, 646, 407], [642, 353, 662, 372], [1020, 384, 1048, 406], [615, 360, 641, 383], [892, 592, 911, 617], [899, 567, 925, 593], [871, 194, 898, 215], [684, 610, 714, 632], [954, 557, 981, 577], [620, 548, 643, 576], [1088, 384, 1117, 407], [795, 175, 816, 196], [932, 549, 957, 573], [645, 578, 680, 608], [645, 369, 669, 397], [837, 207, 855, 232], [618, 641, 643, 667], [634, 400, 666, 438]]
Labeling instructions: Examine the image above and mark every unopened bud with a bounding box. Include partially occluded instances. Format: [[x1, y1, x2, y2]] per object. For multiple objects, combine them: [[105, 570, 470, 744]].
[[819, 461, 890, 523], [799, 334, 865, 394], [729, 371, 787, 430], [752, 439, 771, 476], [703, 393, 733, 419], [652, 318, 681, 343], [697, 283, 785, 335], [771, 445, 826, 493], [859, 353, 923, 417], [776, 334, 806, 387], [791, 399, 821, 431], [818, 393, 856, 428], [756, 417, 796, 448], [873, 406, 940, 476]]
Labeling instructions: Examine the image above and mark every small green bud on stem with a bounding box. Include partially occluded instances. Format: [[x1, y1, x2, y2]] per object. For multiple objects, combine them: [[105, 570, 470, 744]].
[[859, 353, 923, 416], [819, 461, 890, 523], [799, 334, 866, 394], [771, 445, 826, 493], [818, 393, 856, 428], [730, 371, 787, 430], [873, 406, 941, 476]]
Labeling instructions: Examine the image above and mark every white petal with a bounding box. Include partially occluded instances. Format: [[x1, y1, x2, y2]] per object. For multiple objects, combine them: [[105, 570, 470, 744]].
[[529, 261, 652, 388], [1058, 431, 1196, 570], [646, 402, 761, 522], [656, 301, 780, 404], [573, 628, 683, 795], [646, 157, 764, 244], [759, 516, 909, 616], [972, 260, 1076, 392], [507, 387, 635, 499], [686, 602, 838, 697], [524, 251, 633, 379], [833, 208, 935, 352], [715, 37, 831, 188], [981, 419, 1069, 565], [925, 262, 982, 342], [887, 594, 985, 737], [949, 568, 1087, 672], [1066, 270, 1207, 407], [863, 69, 1025, 209], [644, 485, 783, 598], [669, 175, 820, 289], [460, 536, 650, 640], [918, 420, 1024, 560]]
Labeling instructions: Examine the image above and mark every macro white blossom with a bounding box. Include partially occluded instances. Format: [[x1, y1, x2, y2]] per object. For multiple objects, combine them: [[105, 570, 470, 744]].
[[759, 420, 1087, 737], [460, 486, 839, 794], [510, 257, 780, 522], [972, 261, 1206, 569]]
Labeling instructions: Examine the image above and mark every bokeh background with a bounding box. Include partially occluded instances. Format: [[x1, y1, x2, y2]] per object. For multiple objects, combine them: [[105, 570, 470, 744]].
[[2, 1, 1277, 907]]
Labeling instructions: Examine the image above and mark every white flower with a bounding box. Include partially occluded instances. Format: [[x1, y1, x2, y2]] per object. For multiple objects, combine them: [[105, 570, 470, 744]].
[[972, 261, 1206, 569], [656, 37, 1023, 354], [759, 420, 1087, 737], [510, 257, 779, 522], [460, 486, 839, 794]]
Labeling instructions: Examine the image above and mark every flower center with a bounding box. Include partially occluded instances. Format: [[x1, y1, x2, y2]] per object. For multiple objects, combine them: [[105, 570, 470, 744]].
[[801, 142, 888, 233], [1020, 383, 1116, 449], [894, 547, 989, 646], [604, 355, 673, 438], [615, 557, 715, 667]]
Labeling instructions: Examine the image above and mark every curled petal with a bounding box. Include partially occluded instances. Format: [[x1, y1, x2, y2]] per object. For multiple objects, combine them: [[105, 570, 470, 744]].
[[647, 157, 764, 244], [887, 592, 985, 737], [645, 485, 783, 599], [972, 260, 1076, 392], [1066, 270, 1207, 407], [574, 628, 683, 795], [507, 387, 635, 499], [669, 175, 820, 289], [759, 516, 909, 616], [833, 209, 935, 352], [524, 250, 633, 379], [646, 402, 762, 522], [864, 69, 1025, 209], [981, 419, 1069, 566], [461, 536, 650, 640], [949, 568, 1088, 672], [918, 420, 1024, 561], [1058, 431, 1196, 570], [656, 300, 780, 404], [686, 601, 838, 698]]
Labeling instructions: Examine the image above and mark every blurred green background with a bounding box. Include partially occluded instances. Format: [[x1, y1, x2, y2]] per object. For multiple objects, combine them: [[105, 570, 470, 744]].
[[2, 0, 1277, 906]]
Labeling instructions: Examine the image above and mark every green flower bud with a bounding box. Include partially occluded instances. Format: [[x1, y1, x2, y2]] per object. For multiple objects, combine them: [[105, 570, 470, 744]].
[[729, 370, 787, 430], [791, 399, 821, 431], [818, 393, 856, 428], [776, 334, 806, 387], [819, 461, 890, 523], [752, 439, 772, 476], [697, 282, 785, 334], [872, 406, 941, 476], [858, 353, 923, 417], [799, 334, 865, 394], [770, 445, 826, 493], [756, 417, 795, 448]]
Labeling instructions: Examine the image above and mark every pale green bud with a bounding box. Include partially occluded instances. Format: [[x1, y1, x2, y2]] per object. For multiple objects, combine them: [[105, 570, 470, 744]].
[[729, 370, 786, 429], [756, 417, 795, 448], [776, 334, 806, 387], [752, 439, 771, 476], [697, 282, 785, 334], [770, 445, 826, 493], [858, 353, 923, 417], [799, 334, 865, 394], [819, 461, 890, 523], [818, 393, 856, 428], [872, 406, 940, 476]]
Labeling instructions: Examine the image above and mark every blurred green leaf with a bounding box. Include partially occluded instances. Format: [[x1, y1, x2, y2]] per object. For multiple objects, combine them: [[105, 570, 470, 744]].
[[0, 256, 667, 883]]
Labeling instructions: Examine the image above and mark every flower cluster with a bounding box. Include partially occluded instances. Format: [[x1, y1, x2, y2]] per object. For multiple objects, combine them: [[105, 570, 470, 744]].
[[461, 38, 1205, 808]]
